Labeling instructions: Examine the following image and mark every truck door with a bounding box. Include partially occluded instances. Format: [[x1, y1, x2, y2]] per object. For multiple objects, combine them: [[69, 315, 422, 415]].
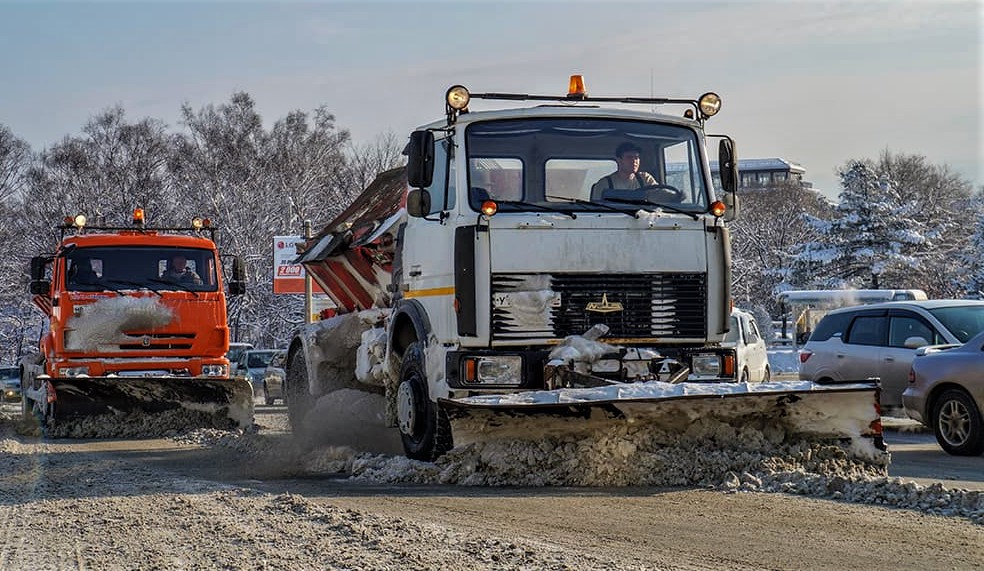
[[400, 136, 457, 342]]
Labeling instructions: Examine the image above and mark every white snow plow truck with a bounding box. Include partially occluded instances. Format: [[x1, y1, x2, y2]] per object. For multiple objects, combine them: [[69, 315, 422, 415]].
[[284, 77, 887, 467]]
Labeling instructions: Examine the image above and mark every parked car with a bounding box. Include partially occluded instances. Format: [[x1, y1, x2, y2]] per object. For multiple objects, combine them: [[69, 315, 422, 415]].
[[1, 366, 20, 402], [723, 309, 771, 382], [236, 349, 279, 400], [904, 330, 984, 456], [226, 342, 254, 378], [262, 350, 287, 405], [799, 300, 984, 412]]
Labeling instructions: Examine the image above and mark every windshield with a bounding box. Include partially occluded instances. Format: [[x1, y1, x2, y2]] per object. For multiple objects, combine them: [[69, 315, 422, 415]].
[[65, 246, 218, 292], [0, 367, 18, 381], [248, 352, 276, 368], [929, 305, 984, 343], [723, 316, 741, 343], [465, 118, 710, 214]]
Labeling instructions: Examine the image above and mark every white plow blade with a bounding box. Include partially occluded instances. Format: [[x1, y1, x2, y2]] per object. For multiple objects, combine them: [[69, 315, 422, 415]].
[[441, 381, 887, 465]]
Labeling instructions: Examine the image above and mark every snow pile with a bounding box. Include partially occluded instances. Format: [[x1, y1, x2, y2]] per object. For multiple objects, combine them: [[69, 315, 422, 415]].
[[42, 408, 240, 439]]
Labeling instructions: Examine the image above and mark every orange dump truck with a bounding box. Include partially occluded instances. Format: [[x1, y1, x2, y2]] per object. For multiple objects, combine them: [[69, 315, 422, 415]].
[[21, 210, 253, 434]]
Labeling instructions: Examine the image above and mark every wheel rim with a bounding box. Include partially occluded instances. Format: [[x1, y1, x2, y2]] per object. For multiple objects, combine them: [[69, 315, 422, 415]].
[[938, 399, 971, 446], [397, 381, 416, 437]]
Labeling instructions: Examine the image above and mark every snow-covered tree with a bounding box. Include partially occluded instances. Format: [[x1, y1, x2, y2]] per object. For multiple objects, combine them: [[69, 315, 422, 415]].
[[730, 180, 833, 316], [791, 160, 928, 290]]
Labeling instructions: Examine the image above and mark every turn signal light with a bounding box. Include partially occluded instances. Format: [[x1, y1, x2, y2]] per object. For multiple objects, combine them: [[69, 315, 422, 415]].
[[481, 200, 498, 216], [710, 200, 726, 217]]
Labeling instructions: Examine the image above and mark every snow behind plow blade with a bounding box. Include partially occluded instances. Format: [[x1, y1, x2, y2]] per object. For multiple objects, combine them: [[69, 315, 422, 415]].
[[441, 381, 887, 465], [46, 376, 254, 434]]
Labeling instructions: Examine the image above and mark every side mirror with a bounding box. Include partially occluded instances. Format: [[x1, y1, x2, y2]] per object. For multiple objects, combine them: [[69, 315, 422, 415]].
[[30, 281, 50, 296], [227, 256, 246, 296], [406, 189, 432, 218], [232, 256, 245, 281], [718, 138, 738, 194], [406, 130, 435, 189], [723, 190, 739, 221], [30, 256, 47, 281], [904, 336, 929, 349], [29, 256, 50, 295]]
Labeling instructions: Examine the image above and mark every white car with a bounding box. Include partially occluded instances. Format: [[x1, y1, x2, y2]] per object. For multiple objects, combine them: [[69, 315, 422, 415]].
[[723, 309, 771, 382]]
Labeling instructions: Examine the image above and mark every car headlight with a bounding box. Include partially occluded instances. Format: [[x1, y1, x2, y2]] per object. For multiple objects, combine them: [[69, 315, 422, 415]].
[[461, 355, 523, 386], [691, 354, 722, 376]]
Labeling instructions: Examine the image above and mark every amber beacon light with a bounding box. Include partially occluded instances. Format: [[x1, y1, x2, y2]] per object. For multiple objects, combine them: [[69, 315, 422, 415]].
[[567, 75, 587, 99]]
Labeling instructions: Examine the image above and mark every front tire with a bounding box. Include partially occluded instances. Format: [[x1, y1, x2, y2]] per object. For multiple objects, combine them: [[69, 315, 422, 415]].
[[932, 389, 984, 456], [396, 341, 452, 461], [284, 349, 314, 440]]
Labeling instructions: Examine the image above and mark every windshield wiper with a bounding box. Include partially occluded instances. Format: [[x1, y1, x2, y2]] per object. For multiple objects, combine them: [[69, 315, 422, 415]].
[[105, 279, 164, 297], [497, 200, 577, 219], [546, 195, 639, 218], [148, 278, 200, 298], [603, 197, 699, 220]]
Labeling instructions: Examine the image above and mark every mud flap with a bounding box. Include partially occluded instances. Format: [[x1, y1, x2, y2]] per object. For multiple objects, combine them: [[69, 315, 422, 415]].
[[44, 376, 254, 431], [440, 381, 887, 465]]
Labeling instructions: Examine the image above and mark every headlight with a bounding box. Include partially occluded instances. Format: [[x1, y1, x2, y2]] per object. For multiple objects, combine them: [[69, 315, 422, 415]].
[[698, 92, 721, 118], [202, 364, 228, 377], [462, 355, 523, 386], [446, 85, 470, 111], [691, 354, 722, 376], [58, 366, 90, 377]]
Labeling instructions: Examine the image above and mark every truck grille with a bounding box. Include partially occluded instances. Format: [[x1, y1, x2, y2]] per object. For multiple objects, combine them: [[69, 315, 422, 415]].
[[491, 273, 706, 341]]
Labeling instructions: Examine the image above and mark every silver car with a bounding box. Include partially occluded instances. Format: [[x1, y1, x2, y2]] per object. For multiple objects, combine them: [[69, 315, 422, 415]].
[[799, 300, 984, 412], [904, 330, 984, 455], [262, 350, 287, 406]]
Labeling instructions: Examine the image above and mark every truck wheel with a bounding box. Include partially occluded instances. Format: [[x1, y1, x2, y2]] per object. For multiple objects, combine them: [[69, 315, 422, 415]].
[[397, 341, 452, 461], [932, 389, 984, 456], [285, 350, 313, 441], [740, 368, 750, 383]]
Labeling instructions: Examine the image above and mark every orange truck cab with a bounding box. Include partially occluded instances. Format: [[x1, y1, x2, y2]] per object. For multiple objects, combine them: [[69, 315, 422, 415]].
[[22, 211, 251, 428]]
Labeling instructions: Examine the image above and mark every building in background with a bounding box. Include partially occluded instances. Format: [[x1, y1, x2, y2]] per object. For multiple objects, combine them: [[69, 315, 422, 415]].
[[710, 158, 811, 191]]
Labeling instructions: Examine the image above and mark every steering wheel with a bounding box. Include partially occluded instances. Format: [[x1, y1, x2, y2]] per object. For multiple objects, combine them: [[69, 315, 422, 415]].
[[640, 183, 685, 203]]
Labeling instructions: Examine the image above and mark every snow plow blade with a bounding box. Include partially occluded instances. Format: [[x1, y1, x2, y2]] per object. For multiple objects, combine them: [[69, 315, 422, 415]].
[[440, 381, 887, 465], [38, 376, 254, 437]]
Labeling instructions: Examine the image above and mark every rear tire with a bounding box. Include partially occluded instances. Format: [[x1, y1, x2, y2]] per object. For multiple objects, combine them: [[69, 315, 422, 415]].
[[931, 388, 984, 456], [740, 368, 750, 383], [397, 341, 452, 461], [263, 383, 275, 406], [284, 349, 314, 440], [762, 366, 771, 383]]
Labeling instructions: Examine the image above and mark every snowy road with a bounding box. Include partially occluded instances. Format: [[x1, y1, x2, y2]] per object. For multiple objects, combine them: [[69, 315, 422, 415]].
[[1, 403, 982, 570]]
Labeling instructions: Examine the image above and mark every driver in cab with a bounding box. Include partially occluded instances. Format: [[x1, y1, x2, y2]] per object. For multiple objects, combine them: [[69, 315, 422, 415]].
[[591, 142, 656, 198]]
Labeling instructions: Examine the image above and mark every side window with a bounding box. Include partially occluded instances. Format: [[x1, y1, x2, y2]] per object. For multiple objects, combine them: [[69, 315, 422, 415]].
[[888, 315, 937, 347], [809, 312, 853, 342], [845, 315, 886, 346], [746, 317, 761, 343]]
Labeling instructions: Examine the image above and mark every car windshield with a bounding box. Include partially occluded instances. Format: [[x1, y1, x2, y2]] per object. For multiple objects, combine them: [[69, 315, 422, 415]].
[[465, 117, 710, 214], [929, 305, 984, 343], [248, 352, 276, 368], [0, 367, 18, 381], [65, 246, 219, 292], [723, 316, 740, 343]]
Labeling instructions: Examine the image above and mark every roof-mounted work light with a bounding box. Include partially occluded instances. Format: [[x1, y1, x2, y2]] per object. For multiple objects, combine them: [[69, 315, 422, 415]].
[[698, 92, 722, 119], [132, 208, 145, 226]]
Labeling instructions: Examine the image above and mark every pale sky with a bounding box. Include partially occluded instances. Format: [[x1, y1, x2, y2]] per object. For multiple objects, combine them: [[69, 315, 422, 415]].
[[0, 0, 979, 199]]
